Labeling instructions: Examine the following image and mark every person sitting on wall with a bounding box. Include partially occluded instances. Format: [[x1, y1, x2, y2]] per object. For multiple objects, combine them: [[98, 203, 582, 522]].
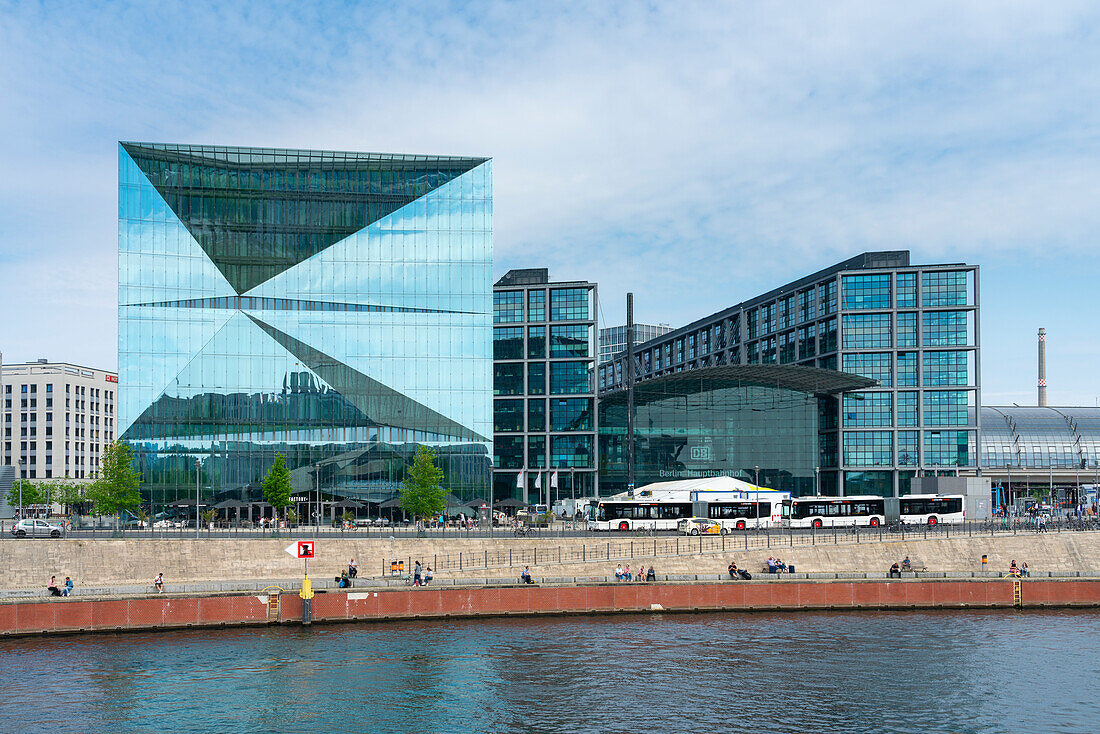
[[47, 576, 61, 597], [348, 559, 358, 578], [646, 566, 656, 582], [728, 562, 739, 580], [520, 566, 534, 584], [615, 564, 624, 581], [425, 566, 433, 585], [1009, 560, 1020, 577], [1020, 561, 1030, 577], [62, 577, 74, 597], [889, 562, 901, 579], [775, 558, 788, 573], [338, 571, 350, 588], [901, 556, 912, 572], [766, 558, 777, 574]]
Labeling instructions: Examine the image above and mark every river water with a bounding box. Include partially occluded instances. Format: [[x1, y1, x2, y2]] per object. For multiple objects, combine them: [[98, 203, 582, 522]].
[[2, 610, 1097, 733]]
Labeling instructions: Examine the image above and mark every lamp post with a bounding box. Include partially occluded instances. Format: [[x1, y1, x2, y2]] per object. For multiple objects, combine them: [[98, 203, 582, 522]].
[[17, 459, 23, 520], [814, 466, 820, 496], [195, 458, 200, 539]]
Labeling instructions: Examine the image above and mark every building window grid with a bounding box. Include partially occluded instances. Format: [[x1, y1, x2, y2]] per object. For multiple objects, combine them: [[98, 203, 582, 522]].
[[842, 313, 892, 349], [843, 431, 894, 467], [842, 352, 892, 386], [897, 391, 919, 427], [922, 271, 970, 307], [842, 274, 892, 310], [923, 390, 971, 427], [843, 392, 893, 427], [922, 311, 970, 347], [923, 351, 970, 387], [493, 291, 524, 324], [549, 288, 590, 321]]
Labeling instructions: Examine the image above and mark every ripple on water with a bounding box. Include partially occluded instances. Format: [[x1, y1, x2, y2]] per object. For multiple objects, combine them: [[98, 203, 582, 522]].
[[0, 610, 1098, 733]]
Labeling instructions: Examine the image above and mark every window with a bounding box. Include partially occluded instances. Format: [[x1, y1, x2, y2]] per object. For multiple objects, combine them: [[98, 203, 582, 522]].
[[897, 352, 918, 387], [746, 309, 759, 340], [527, 399, 546, 432], [924, 430, 972, 466], [528, 363, 547, 395], [551, 435, 593, 468], [550, 398, 593, 431], [922, 271, 970, 307], [527, 289, 546, 321], [819, 318, 837, 353], [550, 288, 589, 321], [493, 327, 524, 360], [798, 324, 816, 360], [549, 324, 590, 357], [843, 431, 893, 466], [898, 431, 919, 465], [493, 436, 523, 469], [779, 332, 796, 364], [820, 280, 837, 314], [843, 392, 893, 427], [896, 312, 918, 348], [842, 353, 892, 386], [527, 326, 546, 359], [798, 288, 816, 322], [923, 390, 970, 426], [923, 351, 970, 386], [549, 362, 590, 394], [897, 391, 919, 427], [493, 364, 524, 396], [493, 400, 524, 432], [493, 290, 523, 323], [527, 436, 546, 469], [923, 311, 970, 346], [842, 313, 892, 349], [842, 274, 891, 309], [896, 272, 917, 308]]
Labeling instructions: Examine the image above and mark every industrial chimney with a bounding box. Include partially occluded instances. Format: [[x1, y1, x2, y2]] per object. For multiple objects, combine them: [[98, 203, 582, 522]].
[[1038, 328, 1047, 407]]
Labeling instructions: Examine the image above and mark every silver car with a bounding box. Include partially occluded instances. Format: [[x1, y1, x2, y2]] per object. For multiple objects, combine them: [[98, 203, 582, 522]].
[[10, 518, 66, 538]]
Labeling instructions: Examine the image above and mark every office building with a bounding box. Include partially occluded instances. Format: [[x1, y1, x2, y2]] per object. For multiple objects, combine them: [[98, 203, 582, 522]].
[[599, 323, 673, 364], [1, 359, 117, 481], [493, 269, 597, 502], [600, 252, 980, 497], [118, 142, 493, 505]]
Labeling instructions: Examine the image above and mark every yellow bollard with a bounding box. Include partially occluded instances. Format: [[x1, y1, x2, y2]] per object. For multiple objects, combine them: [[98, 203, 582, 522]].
[[300, 575, 314, 600]]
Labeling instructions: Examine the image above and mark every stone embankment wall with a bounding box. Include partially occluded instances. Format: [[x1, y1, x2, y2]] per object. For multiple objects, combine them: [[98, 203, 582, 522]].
[[2, 532, 1098, 590], [3, 579, 1099, 638]]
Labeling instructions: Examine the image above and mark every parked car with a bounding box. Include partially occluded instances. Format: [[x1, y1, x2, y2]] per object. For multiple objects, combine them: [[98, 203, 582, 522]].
[[11, 518, 66, 538], [677, 517, 724, 536]]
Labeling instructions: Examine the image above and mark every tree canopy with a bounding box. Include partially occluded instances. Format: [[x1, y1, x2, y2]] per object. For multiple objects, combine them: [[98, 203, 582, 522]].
[[86, 441, 143, 518], [5, 479, 43, 511], [400, 445, 446, 521], [262, 454, 294, 518]]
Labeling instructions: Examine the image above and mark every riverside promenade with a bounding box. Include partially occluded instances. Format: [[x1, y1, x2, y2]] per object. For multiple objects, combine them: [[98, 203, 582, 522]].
[[2, 530, 1100, 637]]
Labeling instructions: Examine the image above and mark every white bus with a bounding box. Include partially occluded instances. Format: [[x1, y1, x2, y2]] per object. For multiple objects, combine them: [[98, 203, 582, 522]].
[[706, 498, 787, 530], [788, 496, 887, 528], [588, 500, 694, 531], [899, 494, 965, 525]]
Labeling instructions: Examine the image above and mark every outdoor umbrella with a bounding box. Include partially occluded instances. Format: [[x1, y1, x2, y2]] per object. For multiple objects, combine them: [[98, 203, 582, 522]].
[[167, 499, 208, 507], [331, 499, 365, 509], [494, 498, 528, 509]]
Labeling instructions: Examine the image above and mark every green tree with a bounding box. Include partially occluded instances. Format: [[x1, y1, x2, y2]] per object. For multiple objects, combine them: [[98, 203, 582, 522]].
[[400, 445, 446, 522], [262, 453, 294, 524], [86, 441, 143, 529], [6, 479, 43, 515], [56, 481, 87, 515]]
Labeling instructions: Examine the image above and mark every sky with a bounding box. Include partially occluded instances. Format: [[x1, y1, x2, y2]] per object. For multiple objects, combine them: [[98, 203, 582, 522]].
[[0, 0, 1097, 406]]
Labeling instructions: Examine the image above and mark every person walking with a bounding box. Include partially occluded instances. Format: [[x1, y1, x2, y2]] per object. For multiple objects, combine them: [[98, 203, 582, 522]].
[[154, 573, 164, 593], [413, 560, 423, 587]]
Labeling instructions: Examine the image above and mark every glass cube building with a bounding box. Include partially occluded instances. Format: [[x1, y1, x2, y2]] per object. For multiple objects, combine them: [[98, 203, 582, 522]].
[[600, 252, 980, 496], [118, 143, 493, 505]]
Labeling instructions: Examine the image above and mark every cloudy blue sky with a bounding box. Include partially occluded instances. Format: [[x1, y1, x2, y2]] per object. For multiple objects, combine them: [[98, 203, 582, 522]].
[[0, 1, 1097, 405]]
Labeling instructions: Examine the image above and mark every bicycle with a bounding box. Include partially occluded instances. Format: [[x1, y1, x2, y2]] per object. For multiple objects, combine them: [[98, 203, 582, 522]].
[[514, 526, 532, 537]]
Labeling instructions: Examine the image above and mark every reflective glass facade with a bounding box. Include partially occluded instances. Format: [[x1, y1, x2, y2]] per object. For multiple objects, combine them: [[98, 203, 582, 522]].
[[599, 366, 869, 495], [118, 143, 493, 503], [492, 270, 597, 501], [600, 252, 980, 497]]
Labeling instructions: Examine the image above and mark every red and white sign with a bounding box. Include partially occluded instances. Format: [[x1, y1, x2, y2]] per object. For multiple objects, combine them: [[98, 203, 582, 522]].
[[105, 375, 118, 383], [285, 540, 315, 558]]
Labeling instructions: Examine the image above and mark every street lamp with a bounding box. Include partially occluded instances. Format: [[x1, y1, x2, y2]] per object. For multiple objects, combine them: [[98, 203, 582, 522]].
[[17, 458, 23, 520], [814, 466, 820, 496], [195, 458, 200, 539]]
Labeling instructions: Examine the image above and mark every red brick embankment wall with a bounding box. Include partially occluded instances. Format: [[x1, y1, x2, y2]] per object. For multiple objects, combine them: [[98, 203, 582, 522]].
[[3, 580, 1098, 638]]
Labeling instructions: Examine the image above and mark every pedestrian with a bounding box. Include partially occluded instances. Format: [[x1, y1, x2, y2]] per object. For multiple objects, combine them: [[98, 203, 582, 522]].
[[47, 576, 61, 597], [62, 577, 74, 597], [154, 573, 164, 593], [413, 560, 423, 586], [348, 558, 358, 578]]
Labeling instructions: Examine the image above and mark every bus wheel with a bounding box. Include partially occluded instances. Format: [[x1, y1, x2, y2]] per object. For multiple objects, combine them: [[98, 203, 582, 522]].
[[736, 521, 746, 531], [812, 519, 823, 529], [619, 521, 629, 531], [928, 516, 938, 526], [869, 517, 879, 528]]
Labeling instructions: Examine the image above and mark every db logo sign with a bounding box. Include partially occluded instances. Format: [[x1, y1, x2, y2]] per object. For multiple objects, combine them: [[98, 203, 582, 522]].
[[690, 446, 712, 461], [297, 541, 315, 559]]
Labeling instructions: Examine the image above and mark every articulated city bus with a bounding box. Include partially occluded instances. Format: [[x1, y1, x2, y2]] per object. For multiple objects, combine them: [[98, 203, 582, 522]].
[[706, 498, 787, 530], [588, 501, 694, 531], [788, 494, 967, 528], [898, 494, 965, 525]]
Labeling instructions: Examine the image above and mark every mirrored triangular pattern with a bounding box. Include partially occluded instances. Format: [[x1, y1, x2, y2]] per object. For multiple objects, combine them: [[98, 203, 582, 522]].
[[121, 142, 486, 294], [118, 143, 492, 500]]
